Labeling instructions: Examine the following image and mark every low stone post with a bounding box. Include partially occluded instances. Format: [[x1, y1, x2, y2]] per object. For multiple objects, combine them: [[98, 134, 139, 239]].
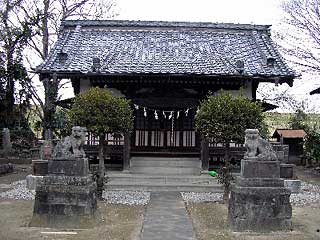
[[2, 128, 12, 153], [39, 140, 54, 160], [228, 129, 292, 232]]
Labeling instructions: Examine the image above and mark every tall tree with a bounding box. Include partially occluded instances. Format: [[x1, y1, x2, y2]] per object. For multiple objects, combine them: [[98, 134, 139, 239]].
[[277, 0, 320, 73], [0, 0, 39, 127], [20, 0, 118, 138], [257, 0, 320, 112], [22, 0, 118, 60], [289, 108, 309, 130]]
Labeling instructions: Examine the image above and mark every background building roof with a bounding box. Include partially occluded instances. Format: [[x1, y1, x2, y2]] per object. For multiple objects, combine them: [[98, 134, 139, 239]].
[[36, 20, 296, 80], [272, 129, 307, 139]]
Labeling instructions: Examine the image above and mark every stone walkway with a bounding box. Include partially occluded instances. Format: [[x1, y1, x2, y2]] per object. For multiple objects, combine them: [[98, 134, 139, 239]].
[[140, 192, 194, 240]]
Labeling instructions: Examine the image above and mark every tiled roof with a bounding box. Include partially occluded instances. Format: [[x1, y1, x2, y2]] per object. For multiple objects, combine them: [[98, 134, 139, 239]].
[[310, 87, 320, 95], [36, 20, 296, 78], [273, 129, 307, 139]]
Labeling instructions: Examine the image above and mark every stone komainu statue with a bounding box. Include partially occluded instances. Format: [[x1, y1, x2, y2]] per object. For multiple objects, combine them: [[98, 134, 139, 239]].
[[53, 126, 87, 159], [244, 129, 277, 161]]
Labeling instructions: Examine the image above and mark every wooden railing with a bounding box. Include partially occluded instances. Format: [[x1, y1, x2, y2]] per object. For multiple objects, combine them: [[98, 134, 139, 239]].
[[84, 133, 127, 169], [201, 139, 290, 170], [133, 130, 197, 148]]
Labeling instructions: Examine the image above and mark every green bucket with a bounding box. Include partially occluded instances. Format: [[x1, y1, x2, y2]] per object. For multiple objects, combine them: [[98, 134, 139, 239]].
[[209, 170, 217, 177]]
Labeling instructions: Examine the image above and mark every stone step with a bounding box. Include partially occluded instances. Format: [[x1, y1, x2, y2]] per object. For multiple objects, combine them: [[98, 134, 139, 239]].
[[107, 173, 216, 184], [130, 157, 201, 175], [105, 182, 223, 192], [131, 157, 199, 161], [105, 172, 221, 192], [130, 166, 200, 175], [131, 158, 200, 168]]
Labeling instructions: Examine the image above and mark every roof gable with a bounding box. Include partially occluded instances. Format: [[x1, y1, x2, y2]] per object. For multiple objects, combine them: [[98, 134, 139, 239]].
[[272, 129, 307, 139], [36, 20, 296, 79]]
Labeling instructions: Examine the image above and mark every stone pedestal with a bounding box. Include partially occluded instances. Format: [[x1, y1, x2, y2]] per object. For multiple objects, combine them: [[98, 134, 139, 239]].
[[30, 157, 97, 228], [228, 157, 292, 232], [26, 174, 43, 190], [32, 160, 48, 176], [284, 179, 301, 193], [26, 160, 48, 190], [39, 140, 53, 160], [280, 164, 296, 179]]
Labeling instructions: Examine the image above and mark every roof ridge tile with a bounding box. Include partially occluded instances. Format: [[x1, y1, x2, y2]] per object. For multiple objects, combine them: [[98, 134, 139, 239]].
[[60, 19, 271, 32]]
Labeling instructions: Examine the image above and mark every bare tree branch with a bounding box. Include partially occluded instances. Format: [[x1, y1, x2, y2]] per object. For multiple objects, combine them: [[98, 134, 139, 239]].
[[277, 0, 320, 74]]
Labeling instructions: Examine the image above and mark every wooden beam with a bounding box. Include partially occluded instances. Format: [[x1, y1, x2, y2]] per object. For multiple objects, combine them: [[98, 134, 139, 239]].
[[71, 77, 80, 95], [252, 79, 259, 100]]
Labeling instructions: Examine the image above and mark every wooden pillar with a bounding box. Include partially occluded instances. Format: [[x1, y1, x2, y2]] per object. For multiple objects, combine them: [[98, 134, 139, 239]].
[[123, 133, 131, 170], [200, 136, 209, 171]]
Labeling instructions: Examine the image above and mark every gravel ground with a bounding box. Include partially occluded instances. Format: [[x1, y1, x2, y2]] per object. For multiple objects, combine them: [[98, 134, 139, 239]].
[[290, 182, 320, 207], [0, 180, 151, 205], [0, 180, 35, 200], [182, 181, 320, 207], [181, 192, 224, 203], [1, 180, 319, 207], [102, 190, 150, 205]]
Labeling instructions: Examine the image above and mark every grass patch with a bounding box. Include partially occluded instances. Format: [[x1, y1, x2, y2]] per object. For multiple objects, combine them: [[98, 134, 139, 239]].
[[187, 202, 320, 240]]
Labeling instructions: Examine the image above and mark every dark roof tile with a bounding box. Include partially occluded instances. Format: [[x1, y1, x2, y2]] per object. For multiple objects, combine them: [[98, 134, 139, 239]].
[[36, 20, 296, 78]]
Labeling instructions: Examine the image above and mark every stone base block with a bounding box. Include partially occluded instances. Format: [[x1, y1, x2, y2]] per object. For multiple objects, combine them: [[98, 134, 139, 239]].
[[284, 179, 301, 193], [241, 159, 280, 178], [31, 175, 97, 228], [228, 185, 292, 232], [236, 176, 284, 188], [41, 175, 93, 186], [26, 174, 43, 190], [280, 164, 296, 179], [48, 158, 89, 176], [276, 150, 285, 162], [32, 160, 48, 176]]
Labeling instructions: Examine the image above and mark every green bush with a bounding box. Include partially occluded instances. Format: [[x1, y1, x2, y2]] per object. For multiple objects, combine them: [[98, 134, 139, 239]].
[[70, 87, 133, 198], [195, 91, 264, 143], [195, 91, 265, 200], [70, 87, 133, 137]]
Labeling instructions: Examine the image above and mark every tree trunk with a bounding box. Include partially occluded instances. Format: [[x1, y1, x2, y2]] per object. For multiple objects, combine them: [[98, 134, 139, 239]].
[[225, 142, 230, 168], [42, 76, 59, 139], [123, 132, 130, 170], [200, 136, 209, 171], [97, 134, 105, 198], [42, 0, 50, 59], [4, 53, 15, 127], [99, 134, 105, 177], [223, 142, 232, 202], [3, 0, 15, 127], [41, 0, 55, 140]]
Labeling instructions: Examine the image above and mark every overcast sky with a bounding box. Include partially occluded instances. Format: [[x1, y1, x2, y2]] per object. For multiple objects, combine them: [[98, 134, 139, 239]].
[[53, 0, 320, 112], [116, 0, 282, 25], [112, 0, 320, 113]]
